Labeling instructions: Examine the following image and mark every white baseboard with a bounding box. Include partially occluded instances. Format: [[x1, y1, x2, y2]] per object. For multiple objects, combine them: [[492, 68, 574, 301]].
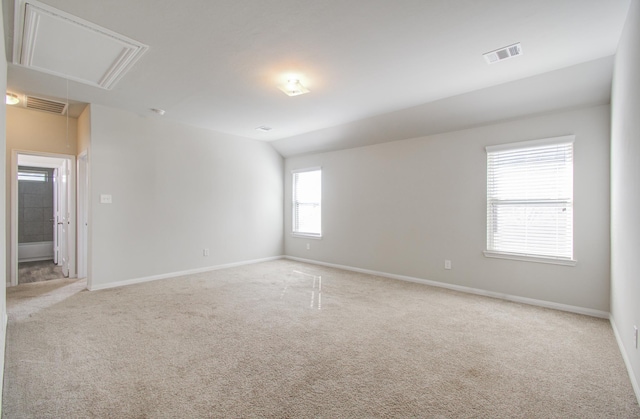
[[89, 254, 609, 318], [284, 256, 609, 319], [88, 256, 284, 291], [610, 316, 640, 405]]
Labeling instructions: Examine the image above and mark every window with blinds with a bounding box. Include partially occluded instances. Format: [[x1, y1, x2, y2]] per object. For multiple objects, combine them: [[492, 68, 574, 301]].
[[485, 136, 575, 264], [18, 169, 48, 182], [292, 168, 322, 237]]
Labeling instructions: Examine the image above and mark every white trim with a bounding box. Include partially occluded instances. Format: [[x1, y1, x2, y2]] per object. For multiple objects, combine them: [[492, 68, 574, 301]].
[[485, 134, 575, 153], [291, 166, 322, 174], [77, 151, 88, 280], [284, 256, 608, 319], [483, 250, 577, 266], [11, 152, 18, 286], [13, 0, 148, 90], [610, 316, 640, 405], [88, 256, 284, 291], [291, 233, 322, 239]]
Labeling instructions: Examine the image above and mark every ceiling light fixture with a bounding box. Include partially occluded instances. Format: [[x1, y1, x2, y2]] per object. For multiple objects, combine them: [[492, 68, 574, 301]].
[[278, 79, 310, 97], [6, 93, 20, 105], [255, 126, 272, 132], [151, 108, 166, 115]]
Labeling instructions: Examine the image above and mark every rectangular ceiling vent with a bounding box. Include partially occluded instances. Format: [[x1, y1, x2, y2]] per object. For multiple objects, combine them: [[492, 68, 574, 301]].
[[483, 43, 522, 64], [25, 96, 68, 115], [13, 0, 149, 89]]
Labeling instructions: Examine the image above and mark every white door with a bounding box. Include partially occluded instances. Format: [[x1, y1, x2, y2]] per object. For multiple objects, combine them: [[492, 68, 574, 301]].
[[56, 160, 69, 277], [53, 168, 59, 264]]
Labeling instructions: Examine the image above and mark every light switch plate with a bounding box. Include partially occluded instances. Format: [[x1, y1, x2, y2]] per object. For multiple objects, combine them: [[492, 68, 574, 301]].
[[100, 194, 112, 204]]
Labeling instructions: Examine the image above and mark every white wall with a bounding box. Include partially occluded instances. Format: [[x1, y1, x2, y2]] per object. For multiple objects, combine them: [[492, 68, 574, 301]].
[[88, 105, 283, 288], [611, 0, 640, 399], [77, 105, 91, 156], [0, 2, 8, 411], [285, 105, 610, 312]]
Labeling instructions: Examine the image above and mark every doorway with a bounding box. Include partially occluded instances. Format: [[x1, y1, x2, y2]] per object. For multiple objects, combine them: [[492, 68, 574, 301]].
[[10, 151, 77, 286]]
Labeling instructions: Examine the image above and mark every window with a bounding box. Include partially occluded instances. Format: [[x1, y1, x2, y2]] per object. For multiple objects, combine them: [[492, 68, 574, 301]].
[[292, 168, 321, 237], [485, 136, 575, 265]]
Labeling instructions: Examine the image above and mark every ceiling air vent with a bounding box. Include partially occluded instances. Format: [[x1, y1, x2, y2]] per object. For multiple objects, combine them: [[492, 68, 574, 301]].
[[25, 96, 68, 115], [483, 43, 522, 64]]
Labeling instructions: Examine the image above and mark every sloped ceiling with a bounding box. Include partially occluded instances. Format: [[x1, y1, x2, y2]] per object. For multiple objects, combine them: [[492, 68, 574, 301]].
[[2, 0, 632, 156]]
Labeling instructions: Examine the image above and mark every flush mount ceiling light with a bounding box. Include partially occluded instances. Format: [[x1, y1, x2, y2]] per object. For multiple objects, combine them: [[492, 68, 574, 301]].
[[483, 43, 523, 64], [5, 93, 20, 105], [151, 108, 166, 115], [278, 79, 310, 97], [255, 126, 272, 132]]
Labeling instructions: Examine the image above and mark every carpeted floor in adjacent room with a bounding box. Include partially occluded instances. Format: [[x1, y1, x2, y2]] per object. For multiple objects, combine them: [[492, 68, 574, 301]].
[[17, 259, 64, 284], [3, 259, 639, 418]]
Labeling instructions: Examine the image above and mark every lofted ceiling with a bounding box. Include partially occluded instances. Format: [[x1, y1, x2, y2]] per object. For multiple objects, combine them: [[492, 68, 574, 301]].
[[2, 0, 633, 156]]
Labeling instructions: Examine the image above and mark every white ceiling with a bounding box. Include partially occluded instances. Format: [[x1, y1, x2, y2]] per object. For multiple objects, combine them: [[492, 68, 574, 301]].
[[2, 0, 632, 156]]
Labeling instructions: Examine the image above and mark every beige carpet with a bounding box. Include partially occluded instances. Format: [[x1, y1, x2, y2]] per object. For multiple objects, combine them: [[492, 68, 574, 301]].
[[3, 260, 639, 418], [17, 260, 64, 284]]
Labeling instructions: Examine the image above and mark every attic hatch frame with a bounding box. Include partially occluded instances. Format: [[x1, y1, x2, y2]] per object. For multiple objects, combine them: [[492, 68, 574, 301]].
[[12, 0, 149, 90]]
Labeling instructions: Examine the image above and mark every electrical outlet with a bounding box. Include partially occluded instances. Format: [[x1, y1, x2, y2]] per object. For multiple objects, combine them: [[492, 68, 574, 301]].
[[444, 260, 452, 270], [635, 326, 638, 349], [203, 248, 210, 257]]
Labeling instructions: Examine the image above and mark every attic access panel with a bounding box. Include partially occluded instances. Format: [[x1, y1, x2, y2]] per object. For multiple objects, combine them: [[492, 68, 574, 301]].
[[13, 0, 148, 89]]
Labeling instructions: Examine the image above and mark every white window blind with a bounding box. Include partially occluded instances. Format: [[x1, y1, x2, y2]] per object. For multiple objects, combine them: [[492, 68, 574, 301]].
[[292, 168, 321, 237], [486, 136, 574, 262], [18, 170, 48, 182]]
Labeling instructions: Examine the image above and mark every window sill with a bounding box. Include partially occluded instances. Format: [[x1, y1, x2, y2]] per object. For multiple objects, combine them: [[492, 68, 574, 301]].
[[291, 233, 322, 240], [483, 250, 576, 266]]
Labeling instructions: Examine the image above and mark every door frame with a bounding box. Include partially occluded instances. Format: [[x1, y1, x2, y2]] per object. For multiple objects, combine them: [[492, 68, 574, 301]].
[[52, 167, 59, 264], [10, 150, 77, 286], [77, 151, 88, 279]]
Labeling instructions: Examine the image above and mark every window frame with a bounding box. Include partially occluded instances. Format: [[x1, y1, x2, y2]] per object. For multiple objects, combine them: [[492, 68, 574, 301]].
[[484, 135, 576, 266], [291, 167, 322, 239]]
